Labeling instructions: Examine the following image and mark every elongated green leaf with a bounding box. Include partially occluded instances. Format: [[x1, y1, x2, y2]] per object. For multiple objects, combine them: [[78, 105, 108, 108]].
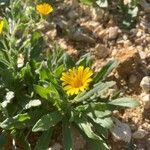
[[34, 83, 60, 100], [34, 128, 53, 150], [0, 131, 8, 149], [16, 133, 31, 150], [62, 118, 73, 150], [94, 60, 118, 83], [96, 0, 108, 8], [30, 31, 43, 59], [76, 121, 109, 150], [72, 81, 115, 104], [0, 113, 31, 130], [63, 53, 75, 68], [92, 117, 114, 129], [34, 85, 50, 100], [80, 0, 95, 5], [32, 112, 62, 132], [54, 64, 64, 77], [88, 110, 111, 118], [92, 123, 108, 139], [87, 108, 113, 129], [87, 139, 109, 150], [76, 53, 92, 67], [108, 98, 140, 108]]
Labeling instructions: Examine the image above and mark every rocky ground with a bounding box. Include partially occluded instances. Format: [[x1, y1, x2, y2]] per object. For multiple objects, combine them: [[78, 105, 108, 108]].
[[37, 0, 150, 149]]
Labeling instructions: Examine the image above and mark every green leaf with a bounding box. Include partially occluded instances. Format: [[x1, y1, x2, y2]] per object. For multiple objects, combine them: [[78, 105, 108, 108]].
[[16, 133, 31, 150], [76, 53, 92, 67], [38, 61, 57, 84], [94, 60, 118, 82], [30, 31, 43, 59], [88, 110, 111, 119], [94, 60, 118, 83], [63, 53, 75, 69], [76, 120, 109, 150], [96, 0, 108, 8], [0, 113, 31, 130], [34, 85, 51, 100], [32, 112, 62, 132], [62, 118, 73, 150], [80, 0, 96, 5], [54, 64, 64, 77], [34, 128, 53, 150], [108, 97, 140, 108], [87, 139, 109, 150], [92, 117, 114, 129], [21, 63, 34, 85], [0, 131, 8, 149], [72, 81, 115, 104], [92, 123, 108, 139], [34, 83, 61, 109]]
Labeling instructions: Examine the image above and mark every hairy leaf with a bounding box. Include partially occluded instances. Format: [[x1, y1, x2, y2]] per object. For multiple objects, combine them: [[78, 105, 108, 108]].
[[32, 112, 62, 132]]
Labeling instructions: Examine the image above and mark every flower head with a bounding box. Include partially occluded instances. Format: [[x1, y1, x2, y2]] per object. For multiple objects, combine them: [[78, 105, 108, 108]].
[[36, 3, 53, 16], [0, 20, 4, 34], [60, 66, 93, 95]]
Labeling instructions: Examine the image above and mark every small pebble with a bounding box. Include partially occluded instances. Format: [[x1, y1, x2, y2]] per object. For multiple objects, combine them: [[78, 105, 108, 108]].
[[110, 118, 131, 142], [132, 129, 148, 139], [94, 44, 111, 58], [140, 76, 150, 93], [108, 26, 119, 40], [129, 74, 137, 84], [142, 94, 150, 109]]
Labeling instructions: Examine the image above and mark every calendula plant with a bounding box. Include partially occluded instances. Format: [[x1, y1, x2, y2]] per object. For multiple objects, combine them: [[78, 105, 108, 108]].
[[0, 0, 140, 149]]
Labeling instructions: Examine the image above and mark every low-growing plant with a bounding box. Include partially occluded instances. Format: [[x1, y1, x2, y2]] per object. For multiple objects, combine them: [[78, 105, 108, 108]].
[[0, 0, 140, 149]]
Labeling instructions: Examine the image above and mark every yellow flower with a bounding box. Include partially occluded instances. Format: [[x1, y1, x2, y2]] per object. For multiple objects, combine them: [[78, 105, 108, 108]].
[[60, 66, 93, 95], [0, 20, 4, 34], [36, 3, 53, 16]]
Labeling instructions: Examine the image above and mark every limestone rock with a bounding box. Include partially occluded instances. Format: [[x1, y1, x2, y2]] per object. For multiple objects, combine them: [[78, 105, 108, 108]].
[[70, 29, 95, 44], [94, 44, 111, 58], [140, 0, 150, 13], [140, 76, 150, 93], [142, 94, 150, 109], [115, 48, 141, 77], [132, 129, 148, 139], [129, 74, 137, 84], [110, 118, 131, 142], [108, 26, 119, 40]]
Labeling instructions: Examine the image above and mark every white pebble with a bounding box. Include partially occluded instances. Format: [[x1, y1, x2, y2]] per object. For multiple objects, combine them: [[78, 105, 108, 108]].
[[140, 76, 150, 93]]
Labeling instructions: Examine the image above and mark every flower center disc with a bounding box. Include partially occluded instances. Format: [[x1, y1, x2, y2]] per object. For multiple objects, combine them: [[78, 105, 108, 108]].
[[73, 79, 83, 88]]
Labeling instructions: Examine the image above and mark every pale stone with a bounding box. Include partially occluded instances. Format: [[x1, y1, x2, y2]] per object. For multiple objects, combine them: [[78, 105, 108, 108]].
[[140, 0, 150, 13], [94, 44, 111, 58], [132, 129, 148, 139], [108, 26, 119, 40], [129, 75, 137, 84], [140, 76, 150, 93], [142, 94, 150, 109], [110, 118, 131, 142]]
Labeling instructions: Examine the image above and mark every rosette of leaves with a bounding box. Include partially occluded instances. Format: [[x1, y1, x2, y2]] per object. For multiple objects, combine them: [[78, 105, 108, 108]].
[[0, 47, 140, 149]]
